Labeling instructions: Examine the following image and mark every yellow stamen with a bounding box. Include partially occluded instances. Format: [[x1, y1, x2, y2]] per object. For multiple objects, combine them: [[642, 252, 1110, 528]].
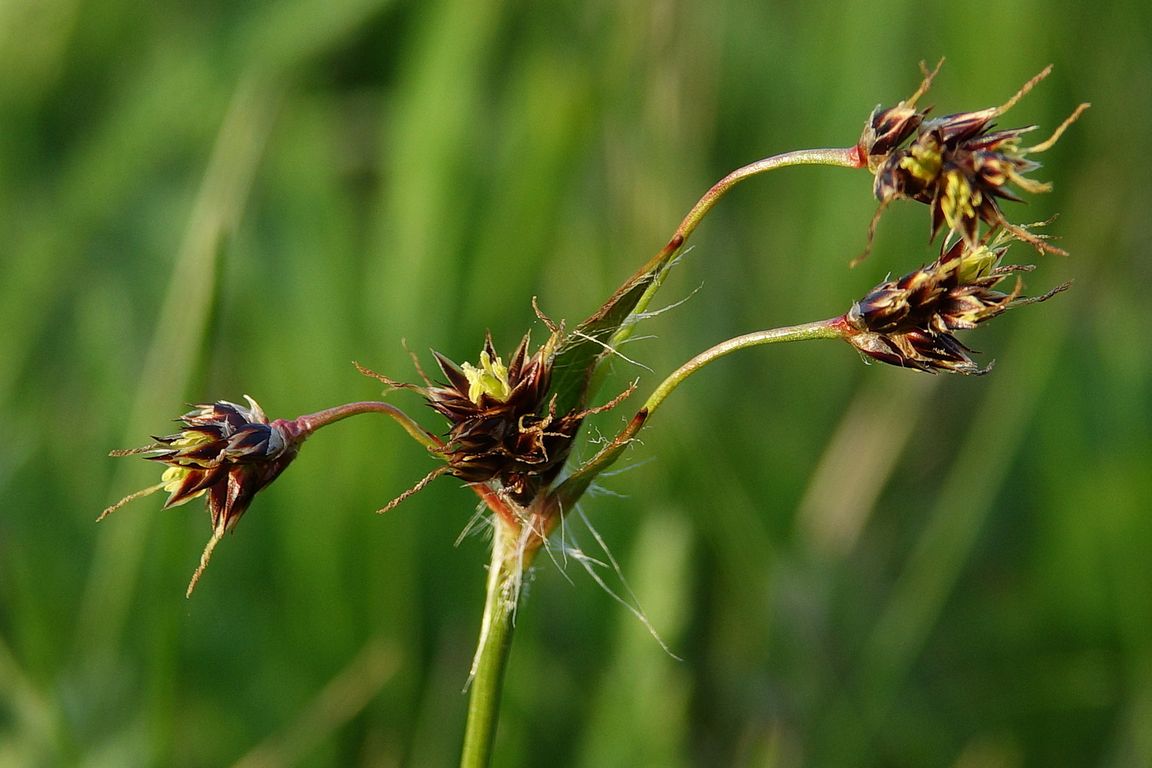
[[900, 141, 942, 183], [462, 351, 512, 403], [941, 170, 978, 228]]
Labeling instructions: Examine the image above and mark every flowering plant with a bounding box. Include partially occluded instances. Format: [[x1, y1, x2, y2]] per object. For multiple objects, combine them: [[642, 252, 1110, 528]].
[[102, 63, 1086, 766]]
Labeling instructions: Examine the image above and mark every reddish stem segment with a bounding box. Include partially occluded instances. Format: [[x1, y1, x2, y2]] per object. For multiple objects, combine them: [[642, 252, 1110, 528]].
[[281, 401, 442, 451]]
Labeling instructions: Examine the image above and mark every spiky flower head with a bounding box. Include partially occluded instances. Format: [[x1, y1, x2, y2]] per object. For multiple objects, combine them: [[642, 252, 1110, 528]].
[[359, 328, 633, 513], [862, 64, 1089, 254], [840, 235, 1069, 374], [425, 332, 584, 505], [100, 396, 301, 595]]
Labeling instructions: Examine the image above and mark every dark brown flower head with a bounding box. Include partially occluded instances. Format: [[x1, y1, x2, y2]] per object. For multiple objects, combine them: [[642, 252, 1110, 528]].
[[359, 325, 635, 514], [425, 332, 584, 505], [864, 64, 1089, 256], [872, 118, 1049, 247], [841, 235, 1070, 374], [100, 396, 301, 595]]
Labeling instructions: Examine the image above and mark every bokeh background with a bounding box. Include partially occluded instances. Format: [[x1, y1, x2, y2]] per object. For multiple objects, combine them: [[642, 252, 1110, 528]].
[[2, 0, 1149, 765]]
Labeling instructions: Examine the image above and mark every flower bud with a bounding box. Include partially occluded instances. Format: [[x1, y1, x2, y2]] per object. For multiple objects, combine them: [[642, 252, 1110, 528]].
[[858, 59, 941, 169], [101, 396, 301, 595]]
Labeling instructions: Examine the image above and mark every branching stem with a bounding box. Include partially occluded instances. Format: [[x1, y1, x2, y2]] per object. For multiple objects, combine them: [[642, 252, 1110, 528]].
[[282, 401, 442, 451], [609, 146, 863, 350], [457, 147, 863, 767]]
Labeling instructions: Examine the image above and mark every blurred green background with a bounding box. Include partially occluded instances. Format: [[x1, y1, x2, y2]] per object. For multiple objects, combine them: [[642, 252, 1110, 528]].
[[2, 0, 1149, 765]]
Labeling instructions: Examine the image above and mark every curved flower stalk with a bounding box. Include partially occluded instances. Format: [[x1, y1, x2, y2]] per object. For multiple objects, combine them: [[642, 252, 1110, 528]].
[[557, 233, 1072, 505], [859, 62, 1089, 258]]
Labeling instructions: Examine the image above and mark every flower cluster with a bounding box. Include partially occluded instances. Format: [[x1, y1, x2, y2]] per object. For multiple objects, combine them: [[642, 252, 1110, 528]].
[[102, 63, 1083, 600], [860, 63, 1089, 254], [424, 333, 583, 504], [360, 330, 631, 513], [839, 234, 1069, 374], [100, 396, 302, 595]]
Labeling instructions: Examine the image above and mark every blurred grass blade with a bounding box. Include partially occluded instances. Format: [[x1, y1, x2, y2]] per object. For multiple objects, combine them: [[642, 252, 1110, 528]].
[[370, 0, 509, 351], [816, 282, 1077, 754], [78, 74, 281, 664], [0, 637, 70, 762], [576, 513, 693, 768], [231, 638, 399, 768], [797, 375, 937, 557]]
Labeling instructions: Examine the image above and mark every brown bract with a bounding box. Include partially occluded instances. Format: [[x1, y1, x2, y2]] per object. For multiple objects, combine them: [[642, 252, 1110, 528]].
[[858, 59, 942, 169]]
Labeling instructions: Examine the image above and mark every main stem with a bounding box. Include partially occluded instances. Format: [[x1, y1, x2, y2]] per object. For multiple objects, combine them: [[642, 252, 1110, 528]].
[[457, 148, 863, 766], [460, 519, 523, 768]]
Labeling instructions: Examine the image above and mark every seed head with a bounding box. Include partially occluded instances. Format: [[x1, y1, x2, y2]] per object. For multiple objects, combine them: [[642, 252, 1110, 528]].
[[100, 396, 301, 595], [862, 64, 1089, 256], [841, 235, 1070, 374]]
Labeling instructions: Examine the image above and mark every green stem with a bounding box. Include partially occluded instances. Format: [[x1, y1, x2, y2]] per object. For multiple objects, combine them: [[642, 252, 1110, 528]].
[[677, 147, 864, 242], [608, 146, 863, 350], [457, 149, 864, 766], [558, 318, 846, 504], [642, 319, 845, 413], [460, 519, 524, 768]]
